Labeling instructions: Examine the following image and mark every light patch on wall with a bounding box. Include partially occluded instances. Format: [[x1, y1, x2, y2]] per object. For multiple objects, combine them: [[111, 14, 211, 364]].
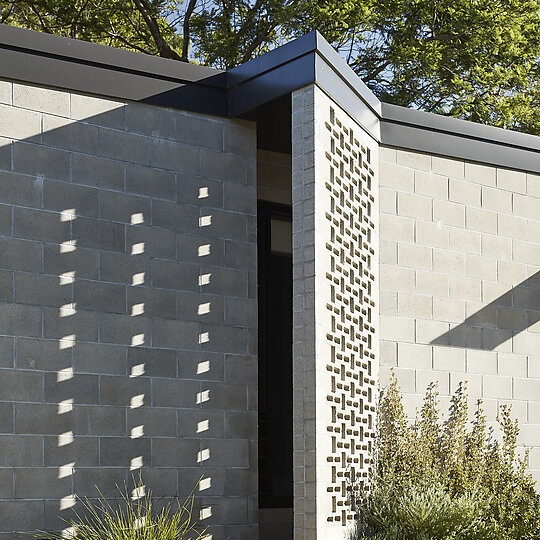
[[196, 390, 210, 404], [199, 273, 211, 286], [197, 361, 210, 374], [199, 215, 212, 227], [59, 336, 76, 350], [59, 496, 76, 510], [58, 399, 73, 414], [197, 420, 209, 433], [132, 272, 145, 286], [57, 367, 74, 382], [197, 448, 210, 463], [131, 213, 144, 224], [130, 456, 143, 470], [198, 187, 209, 199], [199, 477, 212, 491], [198, 244, 211, 257], [59, 303, 77, 317], [61, 526, 77, 539], [131, 333, 145, 346], [131, 242, 145, 255], [199, 332, 209, 344], [58, 463, 75, 479], [60, 208, 76, 222], [131, 485, 145, 500], [59, 271, 75, 285], [60, 240, 77, 253], [198, 303, 211, 315], [130, 363, 145, 377], [131, 303, 144, 316], [130, 394, 145, 408], [58, 431, 74, 447], [133, 517, 146, 530], [199, 506, 212, 520], [130, 425, 144, 439]]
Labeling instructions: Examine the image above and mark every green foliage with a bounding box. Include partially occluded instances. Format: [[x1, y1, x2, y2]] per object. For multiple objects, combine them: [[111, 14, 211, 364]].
[[356, 372, 540, 539], [3, 0, 540, 132], [30, 477, 205, 540]]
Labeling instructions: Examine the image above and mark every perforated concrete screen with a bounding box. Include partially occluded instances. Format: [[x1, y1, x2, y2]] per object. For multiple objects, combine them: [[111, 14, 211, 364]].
[[292, 85, 379, 540]]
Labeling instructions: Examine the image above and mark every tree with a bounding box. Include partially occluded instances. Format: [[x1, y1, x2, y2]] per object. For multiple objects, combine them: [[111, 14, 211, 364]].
[[2, 0, 540, 134]]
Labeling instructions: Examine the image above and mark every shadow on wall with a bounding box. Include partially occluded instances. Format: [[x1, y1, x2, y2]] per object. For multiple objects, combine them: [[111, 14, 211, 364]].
[[431, 271, 540, 350], [0, 83, 257, 539]]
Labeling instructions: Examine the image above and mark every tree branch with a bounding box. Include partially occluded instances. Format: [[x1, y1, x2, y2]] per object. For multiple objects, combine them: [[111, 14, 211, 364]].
[[181, 0, 197, 61], [131, 0, 182, 60]]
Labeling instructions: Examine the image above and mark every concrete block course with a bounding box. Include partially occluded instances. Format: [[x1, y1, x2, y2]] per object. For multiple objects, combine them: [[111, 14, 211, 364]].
[[0, 78, 258, 539]]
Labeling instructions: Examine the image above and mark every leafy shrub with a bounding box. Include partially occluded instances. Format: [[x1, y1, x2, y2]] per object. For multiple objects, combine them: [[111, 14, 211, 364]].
[[355, 372, 540, 539], [31, 477, 205, 540]]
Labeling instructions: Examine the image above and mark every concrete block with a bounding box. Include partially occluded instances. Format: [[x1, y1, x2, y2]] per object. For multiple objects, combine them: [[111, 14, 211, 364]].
[[125, 102, 176, 140], [99, 312, 151, 345], [100, 251, 150, 285], [415, 319, 449, 344], [380, 239, 397, 264], [0, 103, 41, 142], [0, 303, 41, 339], [380, 315, 415, 343], [178, 409, 225, 439], [224, 120, 256, 157], [43, 307, 99, 342], [224, 182, 257, 215], [152, 438, 200, 467], [128, 406, 177, 437], [43, 244, 99, 280], [482, 375, 512, 399], [14, 82, 69, 116], [465, 301, 497, 328], [433, 199, 465, 227], [379, 162, 414, 192], [433, 249, 465, 276], [199, 208, 247, 242], [0, 205, 11, 237], [396, 149, 430, 171], [15, 272, 71, 308], [0, 434, 43, 465], [100, 437, 151, 466], [72, 217, 125, 253], [151, 259, 199, 292], [398, 243, 432, 271], [70, 93, 125, 130], [178, 350, 225, 382], [497, 353, 527, 378], [72, 153, 125, 190], [151, 199, 200, 234], [414, 170, 448, 200], [448, 228, 481, 256], [16, 337, 72, 372], [514, 377, 540, 401], [199, 324, 248, 355], [380, 340, 397, 367], [433, 297, 464, 322], [465, 162, 496, 186], [416, 221, 448, 248], [43, 180, 98, 218], [527, 172, 540, 197], [177, 174, 223, 209], [178, 290, 224, 324], [397, 292, 432, 319], [513, 240, 540, 266], [176, 112, 224, 150], [0, 270, 13, 304], [433, 347, 466, 372], [126, 164, 175, 200], [513, 286, 540, 311], [466, 255, 496, 281], [74, 467, 128, 497], [200, 381, 248, 411], [224, 240, 257, 272], [127, 346, 176, 378], [379, 187, 396, 214], [397, 192, 432, 220], [497, 213, 527, 239], [200, 149, 246, 184], [14, 207, 69, 243], [466, 207, 497, 234], [416, 369, 450, 395], [73, 405, 126, 436], [481, 186, 512, 213], [15, 403, 70, 434], [467, 350, 497, 375], [127, 225, 176, 260], [0, 402, 14, 432], [42, 114, 98, 153], [0, 170, 42, 207], [497, 261, 528, 284], [0, 500, 43, 531], [99, 128, 150, 165], [380, 366, 415, 393], [397, 342, 432, 369], [151, 378, 200, 408], [100, 190, 151, 225], [99, 374, 150, 406], [497, 168, 527, 194], [432, 156, 464, 178], [13, 142, 70, 181], [199, 266, 248, 298], [514, 194, 540, 221], [177, 233, 223, 266], [379, 214, 414, 242], [44, 372, 99, 405], [204, 439, 249, 467], [73, 341, 125, 375], [450, 178, 480, 206], [380, 290, 397, 316], [528, 220, 540, 243], [127, 467, 179, 497], [481, 234, 511, 260], [225, 297, 256, 328], [0, 80, 11, 104], [0, 468, 12, 498], [151, 138, 199, 173], [74, 279, 126, 314], [497, 307, 527, 331], [449, 275, 481, 301], [152, 318, 199, 350]]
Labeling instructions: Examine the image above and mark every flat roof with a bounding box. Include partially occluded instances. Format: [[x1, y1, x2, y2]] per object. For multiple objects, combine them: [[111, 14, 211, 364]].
[[1, 23, 540, 173]]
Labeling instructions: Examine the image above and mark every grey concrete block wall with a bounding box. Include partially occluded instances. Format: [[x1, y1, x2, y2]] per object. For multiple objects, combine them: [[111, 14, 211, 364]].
[[0, 78, 258, 539], [379, 146, 540, 484]]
